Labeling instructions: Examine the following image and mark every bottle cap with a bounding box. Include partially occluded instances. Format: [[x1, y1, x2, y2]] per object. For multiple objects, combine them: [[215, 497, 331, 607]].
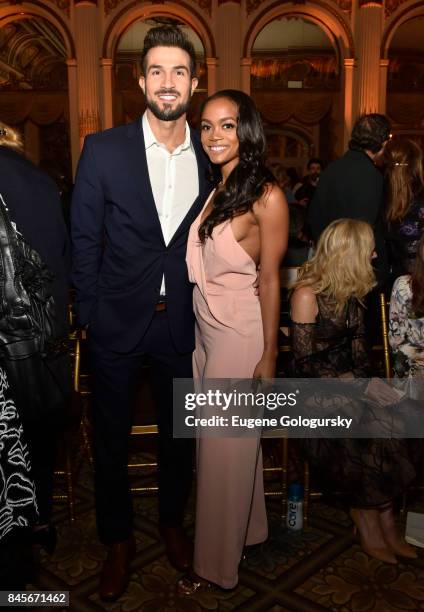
[[288, 482, 303, 499]]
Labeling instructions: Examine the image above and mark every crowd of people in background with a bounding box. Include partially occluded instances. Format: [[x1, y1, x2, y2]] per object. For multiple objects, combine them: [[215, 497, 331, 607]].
[[272, 122, 424, 291], [0, 23, 423, 601]]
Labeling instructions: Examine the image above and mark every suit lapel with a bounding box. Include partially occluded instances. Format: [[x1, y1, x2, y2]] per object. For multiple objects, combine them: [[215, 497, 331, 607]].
[[167, 127, 213, 248], [125, 120, 166, 246]]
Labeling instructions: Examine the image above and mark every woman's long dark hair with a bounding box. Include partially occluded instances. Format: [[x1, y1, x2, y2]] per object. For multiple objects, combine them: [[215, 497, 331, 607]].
[[411, 233, 424, 317], [198, 90, 276, 242]]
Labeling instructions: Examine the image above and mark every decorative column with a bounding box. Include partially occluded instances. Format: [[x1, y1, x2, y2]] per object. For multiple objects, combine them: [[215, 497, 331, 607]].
[[74, 0, 101, 147], [206, 57, 218, 95], [379, 59, 389, 114], [216, 2, 242, 90], [343, 58, 356, 150], [66, 58, 80, 178], [241, 57, 252, 95], [100, 58, 114, 130], [357, 0, 384, 115]]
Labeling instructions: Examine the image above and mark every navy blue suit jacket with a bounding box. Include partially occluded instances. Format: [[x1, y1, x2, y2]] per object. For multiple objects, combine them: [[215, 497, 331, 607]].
[[71, 119, 212, 353]]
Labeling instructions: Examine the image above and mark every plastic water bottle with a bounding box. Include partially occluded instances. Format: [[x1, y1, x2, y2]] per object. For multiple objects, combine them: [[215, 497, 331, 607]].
[[286, 483, 303, 531]]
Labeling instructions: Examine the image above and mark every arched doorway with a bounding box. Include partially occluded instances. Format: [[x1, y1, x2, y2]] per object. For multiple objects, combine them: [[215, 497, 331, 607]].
[[386, 15, 424, 149], [266, 126, 313, 180], [0, 16, 71, 184], [249, 16, 341, 171], [114, 16, 207, 126]]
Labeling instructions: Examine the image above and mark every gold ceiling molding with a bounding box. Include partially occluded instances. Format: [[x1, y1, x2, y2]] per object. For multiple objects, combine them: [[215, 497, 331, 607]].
[[105, 0, 211, 17], [53, 0, 70, 13], [246, 0, 353, 16], [243, 1, 355, 57], [335, 0, 352, 12], [385, 0, 408, 15], [195, 0, 212, 16], [247, 0, 264, 16], [104, 0, 125, 16], [0, 0, 70, 12]]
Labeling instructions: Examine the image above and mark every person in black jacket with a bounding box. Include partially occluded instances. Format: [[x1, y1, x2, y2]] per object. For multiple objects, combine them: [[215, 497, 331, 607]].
[[0, 122, 70, 567], [308, 114, 391, 285], [295, 157, 323, 207]]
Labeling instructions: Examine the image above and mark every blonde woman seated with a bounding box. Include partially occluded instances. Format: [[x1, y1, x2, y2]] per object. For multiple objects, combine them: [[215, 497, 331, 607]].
[[290, 219, 418, 563], [389, 233, 424, 379]]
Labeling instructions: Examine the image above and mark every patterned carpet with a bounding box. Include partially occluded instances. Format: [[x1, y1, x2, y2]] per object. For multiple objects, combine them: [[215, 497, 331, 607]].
[[31, 445, 424, 612]]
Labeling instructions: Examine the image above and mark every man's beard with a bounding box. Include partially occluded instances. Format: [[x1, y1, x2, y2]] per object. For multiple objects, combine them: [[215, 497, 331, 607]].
[[146, 92, 191, 121]]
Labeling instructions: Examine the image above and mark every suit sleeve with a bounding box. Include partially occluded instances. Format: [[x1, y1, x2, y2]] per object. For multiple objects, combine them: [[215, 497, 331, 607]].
[[71, 136, 105, 326]]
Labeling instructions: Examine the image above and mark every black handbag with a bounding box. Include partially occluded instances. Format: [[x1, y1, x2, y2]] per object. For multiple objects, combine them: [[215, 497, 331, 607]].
[[0, 193, 71, 424]]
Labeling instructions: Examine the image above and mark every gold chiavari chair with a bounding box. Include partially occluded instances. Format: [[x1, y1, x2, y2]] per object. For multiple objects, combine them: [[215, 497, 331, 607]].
[[128, 365, 159, 495], [52, 305, 81, 522], [73, 330, 161, 496], [379, 291, 392, 378], [261, 266, 311, 523]]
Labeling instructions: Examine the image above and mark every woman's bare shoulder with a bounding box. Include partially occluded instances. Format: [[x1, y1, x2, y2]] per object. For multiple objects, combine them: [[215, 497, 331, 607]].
[[291, 285, 318, 322]]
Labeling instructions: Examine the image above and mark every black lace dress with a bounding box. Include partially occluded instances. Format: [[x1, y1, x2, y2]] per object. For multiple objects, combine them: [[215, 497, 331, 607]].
[[291, 295, 418, 508]]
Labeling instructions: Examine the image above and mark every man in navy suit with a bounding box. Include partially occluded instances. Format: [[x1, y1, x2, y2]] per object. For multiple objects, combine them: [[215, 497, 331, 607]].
[[71, 26, 211, 601]]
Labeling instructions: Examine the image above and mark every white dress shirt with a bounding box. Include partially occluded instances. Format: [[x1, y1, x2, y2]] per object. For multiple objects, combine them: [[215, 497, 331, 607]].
[[142, 113, 199, 296]]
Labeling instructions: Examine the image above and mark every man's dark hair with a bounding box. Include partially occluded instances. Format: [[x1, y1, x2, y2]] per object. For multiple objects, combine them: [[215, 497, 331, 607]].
[[349, 114, 391, 154], [141, 25, 197, 77], [307, 157, 323, 170]]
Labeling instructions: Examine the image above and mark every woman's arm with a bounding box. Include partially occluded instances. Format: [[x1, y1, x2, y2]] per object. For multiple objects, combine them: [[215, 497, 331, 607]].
[[253, 184, 289, 378], [290, 286, 319, 377]]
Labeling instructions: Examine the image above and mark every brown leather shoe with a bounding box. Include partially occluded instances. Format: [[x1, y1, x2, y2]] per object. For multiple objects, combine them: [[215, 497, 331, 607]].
[[99, 535, 136, 602], [159, 525, 193, 571]]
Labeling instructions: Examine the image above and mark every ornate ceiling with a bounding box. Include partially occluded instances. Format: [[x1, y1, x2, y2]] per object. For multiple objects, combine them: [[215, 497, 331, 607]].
[[104, 0, 211, 15], [53, 0, 70, 12], [0, 18, 67, 90]]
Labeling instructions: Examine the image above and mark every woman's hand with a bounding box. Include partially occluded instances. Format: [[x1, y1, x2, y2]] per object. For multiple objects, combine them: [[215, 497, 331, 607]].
[[253, 353, 277, 380], [365, 377, 405, 406]]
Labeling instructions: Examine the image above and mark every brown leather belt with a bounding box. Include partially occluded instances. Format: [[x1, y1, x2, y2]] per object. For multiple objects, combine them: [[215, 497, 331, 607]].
[[155, 300, 167, 312]]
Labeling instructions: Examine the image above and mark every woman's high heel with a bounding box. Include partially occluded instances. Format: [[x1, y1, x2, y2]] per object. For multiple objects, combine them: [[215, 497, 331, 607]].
[[177, 572, 213, 596], [350, 509, 397, 564]]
